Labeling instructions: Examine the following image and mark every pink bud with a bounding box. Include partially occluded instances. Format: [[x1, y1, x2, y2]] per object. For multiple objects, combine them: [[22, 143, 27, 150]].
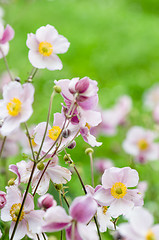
[[38, 194, 56, 209], [0, 191, 6, 209], [0, 24, 15, 44], [75, 77, 89, 93]]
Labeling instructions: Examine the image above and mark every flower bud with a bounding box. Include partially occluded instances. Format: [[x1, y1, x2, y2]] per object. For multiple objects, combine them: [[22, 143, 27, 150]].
[[54, 85, 61, 93], [75, 77, 89, 93], [62, 129, 71, 138], [54, 184, 63, 191], [8, 178, 15, 186], [64, 154, 71, 162], [85, 148, 94, 155], [37, 162, 45, 171], [0, 191, 6, 209], [15, 76, 21, 82], [67, 141, 76, 149], [38, 193, 56, 210]]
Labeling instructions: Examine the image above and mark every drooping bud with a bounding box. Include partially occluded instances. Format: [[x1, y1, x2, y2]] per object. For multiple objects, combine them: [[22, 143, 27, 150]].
[[85, 148, 94, 155], [38, 193, 56, 210], [67, 141, 76, 149], [53, 85, 61, 93], [37, 162, 45, 171], [62, 129, 71, 138], [8, 178, 15, 186], [0, 191, 6, 209]]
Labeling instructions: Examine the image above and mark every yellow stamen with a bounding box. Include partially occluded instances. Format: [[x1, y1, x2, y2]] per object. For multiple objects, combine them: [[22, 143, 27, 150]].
[[31, 138, 37, 147], [10, 203, 25, 222], [137, 139, 149, 151], [146, 230, 156, 240], [111, 182, 127, 199], [102, 206, 108, 215], [7, 98, 22, 116], [39, 41, 53, 56], [48, 126, 62, 141], [85, 122, 91, 130]]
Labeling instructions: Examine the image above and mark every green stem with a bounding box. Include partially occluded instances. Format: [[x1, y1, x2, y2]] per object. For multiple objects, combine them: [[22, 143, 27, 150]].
[[89, 152, 94, 188], [0, 136, 6, 159], [24, 123, 36, 161], [0, 47, 13, 81]]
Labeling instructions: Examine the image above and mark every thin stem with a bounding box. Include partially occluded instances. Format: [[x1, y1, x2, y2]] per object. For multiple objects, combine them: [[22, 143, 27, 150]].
[[0, 47, 13, 81], [89, 152, 94, 188], [71, 221, 75, 240], [0, 136, 6, 158], [42, 233, 47, 240], [59, 192, 63, 240], [61, 192, 70, 208], [24, 123, 36, 162], [27, 67, 38, 82], [94, 216, 102, 240], [36, 90, 55, 161], [10, 161, 37, 240], [36, 234, 40, 240]]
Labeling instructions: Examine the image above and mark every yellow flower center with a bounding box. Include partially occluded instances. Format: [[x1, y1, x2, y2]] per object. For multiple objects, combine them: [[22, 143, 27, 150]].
[[10, 203, 25, 222], [111, 182, 127, 199], [137, 139, 149, 151], [146, 230, 156, 240], [48, 126, 62, 141], [39, 41, 53, 56], [102, 206, 108, 215], [31, 138, 37, 147], [7, 98, 22, 116]]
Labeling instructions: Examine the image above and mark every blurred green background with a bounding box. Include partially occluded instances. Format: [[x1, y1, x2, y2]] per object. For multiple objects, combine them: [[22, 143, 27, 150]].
[[1, 0, 159, 239]]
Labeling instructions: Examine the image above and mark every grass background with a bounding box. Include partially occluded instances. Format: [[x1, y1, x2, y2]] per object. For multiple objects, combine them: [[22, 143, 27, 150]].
[[1, 0, 159, 239]]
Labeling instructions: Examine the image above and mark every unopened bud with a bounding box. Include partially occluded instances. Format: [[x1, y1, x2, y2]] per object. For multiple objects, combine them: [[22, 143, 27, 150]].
[[37, 162, 45, 171], [64, 154, 71, 162], [62, 129, 71, 138], [38, 193, 56, 209], [8, 178, 15, 186], [15, 76, 21, 82], [0, 191, 6, 209], [67, 141, 76, 149], [54, 184, 63, 191], [53, 85, 61, 93], [85, 148, 94, 155]]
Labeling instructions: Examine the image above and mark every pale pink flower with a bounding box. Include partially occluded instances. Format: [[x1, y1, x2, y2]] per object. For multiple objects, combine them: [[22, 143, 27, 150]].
[[38, 194, 57, 210], [0, 81, 34, 136], [153, 104, 159, 123], [0, 191, 6, 209], [137, 181, 148, 198], [42, 195, 98, 240], [119, 207, 159, 240], [0, 23, 14, 58], [95, 158, 114, 174], [123, 126, 158, 163], [143, 84, 159, 110], [1, 186, 44, 240], [55, 77, 99, 110], [115, 95, 132, 125], [26, 24, 70, 70], [94, 167, 143, 218]]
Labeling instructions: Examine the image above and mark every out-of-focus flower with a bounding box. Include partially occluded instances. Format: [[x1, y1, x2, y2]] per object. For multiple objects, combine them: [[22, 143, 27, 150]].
[[123, 126, 158, 163], [26, 24, 70, 70], [0, 23, 14, 58], [91, 95, 132, 137], [42, 195, 98, 240], [0, 81, 34, 136], [95, 158, 114, 174], [119, 207, 159, 240], [0, 71, 11, 93], [38, 194, 57, 210], [94, 167, 143, 218], [1, 186, 44, 240], [0, 191, 6, 209], [143, 84, 159, 110]]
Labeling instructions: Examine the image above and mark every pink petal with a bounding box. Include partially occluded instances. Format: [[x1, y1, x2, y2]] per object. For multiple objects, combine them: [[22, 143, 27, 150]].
[[26, 33, 39, 51], [9, 220, 27, 240], [69, 195, 97, 224], [53, 34, 70, 54], [108, 198, 134, 218], [47, 165, 71, 184], [25, 210, 45, 233], [0, 25, 14, 44], [94, 187, 114, 206], [0, 42, 9, 58], [36, 25, 58, 43], [24, 193, 34, 212], [43, 54, 63, 70]]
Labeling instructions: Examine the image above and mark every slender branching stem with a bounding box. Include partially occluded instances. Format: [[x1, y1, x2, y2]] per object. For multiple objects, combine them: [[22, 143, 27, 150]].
[[89, 152, 94, 188], [0, 136, 6, 159], [0, 47, 14, 81], [24, 123, 36, 162]]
